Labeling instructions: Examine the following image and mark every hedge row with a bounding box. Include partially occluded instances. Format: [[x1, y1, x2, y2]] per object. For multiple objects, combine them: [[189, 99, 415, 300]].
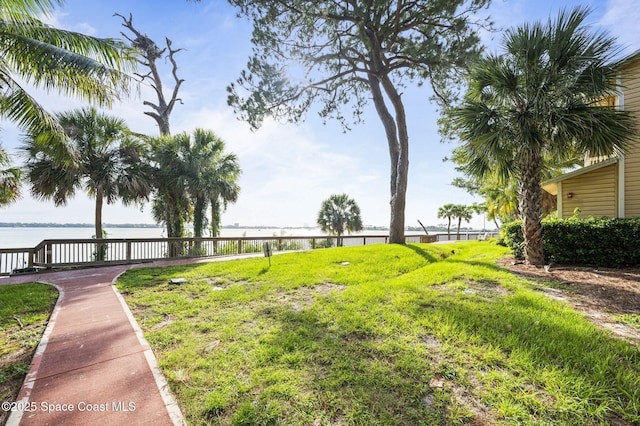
[[502, 217, 640, 267]]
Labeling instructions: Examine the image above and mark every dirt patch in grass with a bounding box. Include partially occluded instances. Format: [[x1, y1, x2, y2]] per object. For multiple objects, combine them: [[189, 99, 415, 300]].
[[430, 279, 512, 301], [277, 283, 346, 312], [498, 256, 640, 344]]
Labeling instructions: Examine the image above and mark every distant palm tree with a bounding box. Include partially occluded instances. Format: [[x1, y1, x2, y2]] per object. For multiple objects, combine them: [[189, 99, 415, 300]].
[[450, 6, 635, 264], [23, 107, 151, 259], [452, 204, 473, 239], [0, 0, 134, 140], [0, 147, 21, 207], [482, 182, 518, 229], [437, 203, 457, 239], [317, 194, 363, 247]]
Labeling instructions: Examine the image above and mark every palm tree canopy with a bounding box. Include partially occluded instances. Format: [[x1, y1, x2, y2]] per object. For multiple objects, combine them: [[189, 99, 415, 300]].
[[448, 5, 636, 264], [184, 129, 240, 203], [453, 204, 473, 223], [437, 204, 457, 221], [452, 6, 634, 180], [23, 107, 151, 206], [0, 0, 136, 138], [147, 129, 241, 237], [182, 129, 241, 237], [317, 194, 363, 237]]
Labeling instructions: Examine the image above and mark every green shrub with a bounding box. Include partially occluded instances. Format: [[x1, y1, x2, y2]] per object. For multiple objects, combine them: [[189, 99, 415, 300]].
[[502, 217, 640, 267], [313, 238, 335, 248], [502, 221, 524, 259]]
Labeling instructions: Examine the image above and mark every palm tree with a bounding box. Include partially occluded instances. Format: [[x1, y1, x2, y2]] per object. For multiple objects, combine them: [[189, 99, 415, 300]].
[[452, 204, 474, 240], [148, 129, 241, 242], [481, 181, 518, 229], [437, 203, 457, 239], [148, 134, 191, 241], [24, 107, 151, 259], [208, 157, 241, 237], [0, 0, 134, 139], [317, 194, 363, 247], [449, 6, 635, 265], [182, 129, 240, 239], [0, 146, 21, 207]]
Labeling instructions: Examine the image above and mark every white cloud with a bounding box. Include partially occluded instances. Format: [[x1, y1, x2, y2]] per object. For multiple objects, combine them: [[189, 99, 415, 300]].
[[171, 107, 381, 226], [44, 11, 97, 35], [601, 0, 640, 54]]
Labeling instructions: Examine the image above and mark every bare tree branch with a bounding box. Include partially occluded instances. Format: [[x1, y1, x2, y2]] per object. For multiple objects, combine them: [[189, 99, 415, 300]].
[[115, 13, 184, 135]]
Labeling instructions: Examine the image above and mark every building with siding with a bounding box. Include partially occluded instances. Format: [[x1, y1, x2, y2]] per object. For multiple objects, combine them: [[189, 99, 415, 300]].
[[542, 50, 640, 218]]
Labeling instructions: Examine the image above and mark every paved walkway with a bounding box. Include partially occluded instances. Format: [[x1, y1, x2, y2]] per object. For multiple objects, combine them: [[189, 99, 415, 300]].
[[0, 257, 242, 425]]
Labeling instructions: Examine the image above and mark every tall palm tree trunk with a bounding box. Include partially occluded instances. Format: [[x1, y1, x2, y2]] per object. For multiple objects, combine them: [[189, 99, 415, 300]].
[[211, 198, 221, 237], [193, 195, 207, 254], [94, 188, 106, 261], [193, 196, 206, 238], [518, 149, 545, 265], [164, 194, 184, 257]]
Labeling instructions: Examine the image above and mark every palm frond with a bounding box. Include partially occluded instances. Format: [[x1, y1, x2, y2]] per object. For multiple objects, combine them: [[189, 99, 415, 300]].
[[0, 18, 135, 105], [0, 0, 59, 25]]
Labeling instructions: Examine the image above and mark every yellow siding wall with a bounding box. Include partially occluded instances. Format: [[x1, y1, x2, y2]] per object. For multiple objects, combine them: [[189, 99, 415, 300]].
[[622, 59, 640, 216], [562, 164, 618, 218]]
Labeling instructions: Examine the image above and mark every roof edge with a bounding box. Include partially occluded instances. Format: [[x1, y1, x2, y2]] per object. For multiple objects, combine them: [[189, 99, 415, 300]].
[[611, 49, 640, 70], [542, 157, 619, 187]]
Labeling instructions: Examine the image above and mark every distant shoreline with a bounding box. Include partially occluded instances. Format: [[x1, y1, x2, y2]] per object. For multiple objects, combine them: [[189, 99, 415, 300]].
[[0, 223, 490, 233], [0, 222, 162, 229], [0, 223, 320, 229]]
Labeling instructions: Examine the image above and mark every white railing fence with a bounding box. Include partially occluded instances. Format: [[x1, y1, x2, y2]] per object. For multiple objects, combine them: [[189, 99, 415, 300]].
[[0, 232, 498, 276]]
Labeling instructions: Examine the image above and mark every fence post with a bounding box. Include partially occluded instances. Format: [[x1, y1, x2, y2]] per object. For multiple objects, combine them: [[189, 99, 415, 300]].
[[46, 242, 53, 267], [27, 249, 34, 268], [237, 239, 242, 254], [126, 241, 132, 263]]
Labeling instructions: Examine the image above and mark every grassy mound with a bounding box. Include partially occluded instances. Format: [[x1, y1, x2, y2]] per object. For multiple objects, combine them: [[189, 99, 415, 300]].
[[117, 242, 640, 425]]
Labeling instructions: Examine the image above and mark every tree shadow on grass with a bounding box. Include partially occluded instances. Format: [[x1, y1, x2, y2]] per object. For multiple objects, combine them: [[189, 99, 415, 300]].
[[424, 290, 640, 424], [400, 243, 440, 263], [445, 258, 519, 276], [239, 279, 640, 425]]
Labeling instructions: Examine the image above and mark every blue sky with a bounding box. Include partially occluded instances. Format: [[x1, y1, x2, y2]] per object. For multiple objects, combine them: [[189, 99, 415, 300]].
[[1, 0, 639, 229]]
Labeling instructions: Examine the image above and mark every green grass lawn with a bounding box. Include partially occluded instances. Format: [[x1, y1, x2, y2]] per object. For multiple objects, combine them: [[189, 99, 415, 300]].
[[116, 242, 640, 425], [0, 283, 58, 424]]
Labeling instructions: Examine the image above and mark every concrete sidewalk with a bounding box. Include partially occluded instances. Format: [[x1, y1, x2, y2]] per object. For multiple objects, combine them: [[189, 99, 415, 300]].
[[2, 263, 190, 426]]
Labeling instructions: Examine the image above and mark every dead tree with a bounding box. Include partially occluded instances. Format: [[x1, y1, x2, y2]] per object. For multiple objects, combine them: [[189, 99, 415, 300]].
[[115, 13, 184, 136]]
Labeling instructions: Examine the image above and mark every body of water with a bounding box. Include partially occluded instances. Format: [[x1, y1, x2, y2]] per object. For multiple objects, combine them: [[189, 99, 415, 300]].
[[0, 227, 393, 248]]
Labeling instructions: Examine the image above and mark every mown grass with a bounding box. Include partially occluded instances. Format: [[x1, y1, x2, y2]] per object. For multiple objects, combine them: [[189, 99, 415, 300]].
[[116, 242, 640, 425], [616, 314, 640, 330], [0, 283, 58, 424]]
